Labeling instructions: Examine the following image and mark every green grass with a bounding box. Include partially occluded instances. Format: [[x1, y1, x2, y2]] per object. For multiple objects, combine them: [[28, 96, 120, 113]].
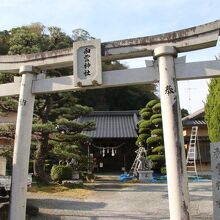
[[28, 182, 93, 199]]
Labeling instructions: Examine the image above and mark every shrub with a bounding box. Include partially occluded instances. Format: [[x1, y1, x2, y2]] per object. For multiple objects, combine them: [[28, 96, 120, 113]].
[[152, 146, 164, 153], [148, 154, 165, 162], [50, 165, 73, 183], [147, 136, 163, 147], [139, 120, 152, 129], [63, 181, 84, 188], [152, 118, 162, 126], [148, 155, 165, 172], [137, 99, 165, 173], [135, 139, 141, 146], [139, 107, 152, 114], [140, 112, 152, 120], [151, 128, 163, 136], [139, 127, 150, 134], [161, 167, 166, 175], [152, 103, 161, 112], [136, 134, 150, 145], [146, 99, 159, 108], [150, 114, 162, 121], [138, 119, 145, 126]]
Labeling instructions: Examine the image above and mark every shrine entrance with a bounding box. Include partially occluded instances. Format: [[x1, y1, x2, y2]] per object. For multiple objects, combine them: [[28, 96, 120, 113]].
[[78, 110, 138, 173], [90, 142, 135, 173], [1, 20, 220, 220]]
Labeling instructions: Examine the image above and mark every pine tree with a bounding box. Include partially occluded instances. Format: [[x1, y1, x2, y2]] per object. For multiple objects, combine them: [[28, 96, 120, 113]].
[[75, 61, 157, 111], [205, 78, 220, 142], [136, 99, 165, 173], [0, 24, 94, 182]]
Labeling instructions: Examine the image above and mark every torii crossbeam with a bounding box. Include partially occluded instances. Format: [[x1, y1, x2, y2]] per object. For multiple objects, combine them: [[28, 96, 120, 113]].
[[0, 20, 220, 220]]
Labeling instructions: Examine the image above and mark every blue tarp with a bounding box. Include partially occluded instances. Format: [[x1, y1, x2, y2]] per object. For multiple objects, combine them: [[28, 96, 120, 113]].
[[119, 173, 135, 182], [119, 173, 210, 183]]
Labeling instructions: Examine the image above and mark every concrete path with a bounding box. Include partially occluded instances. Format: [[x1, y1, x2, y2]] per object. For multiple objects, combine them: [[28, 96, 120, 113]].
[[28, 181, 213, 220]]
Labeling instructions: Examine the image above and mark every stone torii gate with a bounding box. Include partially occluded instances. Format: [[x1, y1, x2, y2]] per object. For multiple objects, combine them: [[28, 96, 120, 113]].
[[1, 20, 220, 220]]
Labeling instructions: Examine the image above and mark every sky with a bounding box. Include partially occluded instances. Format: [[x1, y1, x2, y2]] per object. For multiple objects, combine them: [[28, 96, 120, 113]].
[[1, 0, 220, 113]]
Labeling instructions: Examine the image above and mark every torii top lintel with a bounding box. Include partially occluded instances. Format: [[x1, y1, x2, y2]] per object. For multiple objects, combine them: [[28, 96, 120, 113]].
[[0, 19, 220, 73]]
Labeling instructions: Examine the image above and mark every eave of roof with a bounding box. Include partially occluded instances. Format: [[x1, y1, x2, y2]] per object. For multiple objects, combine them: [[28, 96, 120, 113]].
[[78, 111, 138, 139], [183, 120, 206, 126], [182, 108, 206, 126], [182, 108, 204, 121]]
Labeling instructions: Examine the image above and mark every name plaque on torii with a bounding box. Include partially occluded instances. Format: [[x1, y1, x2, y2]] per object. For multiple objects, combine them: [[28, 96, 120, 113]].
[[0, 20, 220, 220], [73, 39, 102, 87]]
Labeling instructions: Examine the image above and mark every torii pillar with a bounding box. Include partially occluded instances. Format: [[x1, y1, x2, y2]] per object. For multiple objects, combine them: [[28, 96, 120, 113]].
[[9, 66, 36, 220], [0, 20, 220, 220], [154, 46, 190, 220]]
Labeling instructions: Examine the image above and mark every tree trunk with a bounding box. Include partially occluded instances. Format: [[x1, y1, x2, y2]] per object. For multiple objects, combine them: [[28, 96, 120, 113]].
[[33, 134, 50, 182]]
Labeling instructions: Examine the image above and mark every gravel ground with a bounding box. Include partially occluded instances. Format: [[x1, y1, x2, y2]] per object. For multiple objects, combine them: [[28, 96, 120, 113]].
[[28, 181, 213, 220]]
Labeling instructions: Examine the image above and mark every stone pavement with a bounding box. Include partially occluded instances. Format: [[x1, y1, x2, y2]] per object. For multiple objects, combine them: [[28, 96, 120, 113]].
[[28, 180, 213, 220]]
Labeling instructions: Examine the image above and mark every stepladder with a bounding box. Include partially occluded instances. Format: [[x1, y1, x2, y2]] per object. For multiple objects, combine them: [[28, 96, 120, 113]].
[[186, 126, 202, 178], [129, 147, 146, 176]]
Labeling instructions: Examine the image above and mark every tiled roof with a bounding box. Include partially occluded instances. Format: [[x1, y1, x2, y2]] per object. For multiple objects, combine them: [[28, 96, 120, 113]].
[[182, 108, 206, 126], [182, 108, 205, 121], [78, 111, 138, 138], [182, 119, 206, 126]]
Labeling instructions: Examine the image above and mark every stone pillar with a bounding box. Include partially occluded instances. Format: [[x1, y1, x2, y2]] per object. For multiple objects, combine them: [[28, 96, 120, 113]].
[[154, 46, 190, 220], [138, 170, 153, 182], [9, 66, 36, 220], [211, 142, 220, 220]]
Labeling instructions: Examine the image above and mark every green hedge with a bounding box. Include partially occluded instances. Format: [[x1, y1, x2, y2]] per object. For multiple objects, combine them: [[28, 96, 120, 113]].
[[152, 146, 164, 153], [138, 119, 145, 126], [147, 155, 165, 172], [139, 107, 152, 114], [152, 118, 162, 126], [137, 99, 165, 173], [139, 120, 152, 129], [150, 114, 162, 121], [139, 127, 150, 134], [161, 167, 166, 175], [146, 99, 159, 108], [50, 165, 73, 183], [140, 112, 152, 120], [151, 128, 163, 136], [147, 136, 163, 147], [148, 154, 165, 162], [137, 134, 150, 144], [152, 103, 161, 112]]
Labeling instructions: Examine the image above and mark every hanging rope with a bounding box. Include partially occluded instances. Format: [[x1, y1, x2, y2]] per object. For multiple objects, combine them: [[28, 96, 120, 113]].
[[91, 142, 125, 150], [91, 142, 125, 157]]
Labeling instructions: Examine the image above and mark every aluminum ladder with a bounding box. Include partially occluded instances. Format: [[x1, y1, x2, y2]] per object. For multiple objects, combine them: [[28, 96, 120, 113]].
[[129, 147, 146, 177], [186, 126, 202, 178]]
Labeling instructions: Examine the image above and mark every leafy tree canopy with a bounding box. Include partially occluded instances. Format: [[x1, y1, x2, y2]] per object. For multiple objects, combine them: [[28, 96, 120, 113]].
[[181, 108, 189, 118], [0, 23, 94, 182], [75, 61, 157, 111], [205, 78, 220, 142], [0, 22, 158, 182]]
